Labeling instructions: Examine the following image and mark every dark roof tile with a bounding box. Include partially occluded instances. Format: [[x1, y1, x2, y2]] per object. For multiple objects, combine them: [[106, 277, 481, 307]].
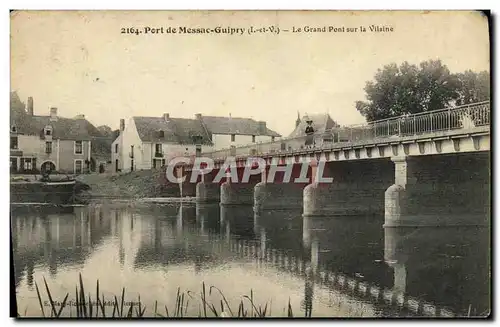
[[133, 117, 212, 144], [200, 116, 281, 137], [11, 112, 102, 141]]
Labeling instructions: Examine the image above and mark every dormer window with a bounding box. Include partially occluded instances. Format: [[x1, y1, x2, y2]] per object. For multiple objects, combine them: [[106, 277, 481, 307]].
[[158, 130, 165, 138], [44, 126, 53, 136], [11, 125, 17, 133]]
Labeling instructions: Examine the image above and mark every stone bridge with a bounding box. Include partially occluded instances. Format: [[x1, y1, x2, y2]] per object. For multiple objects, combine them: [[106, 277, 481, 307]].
[[166, 101, 490, 227]]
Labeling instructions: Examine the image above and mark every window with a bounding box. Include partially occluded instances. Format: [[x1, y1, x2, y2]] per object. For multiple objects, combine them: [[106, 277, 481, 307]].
[[45, 141, 52, 154], [23, 158, 33, 171], [74, 141, 83, 154], [231, 134, 235, 142], [155, 143, 162, 153], [272, 136, 275, 142], [46, 129, 51, 136], [159, 130, 165, 138], [75, 160, 83, 174], [10, 136, 18, 149], [44, 126, 52, 136], [115, 144, 118, 153], [11, 126, 17, 133], [252, 135, 256, 143], [196, 144, 202, 157]]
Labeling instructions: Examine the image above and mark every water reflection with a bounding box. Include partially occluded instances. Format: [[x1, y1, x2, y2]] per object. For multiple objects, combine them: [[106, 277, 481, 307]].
[[383, 227, 490, 316], [11, 203, 489, 317]]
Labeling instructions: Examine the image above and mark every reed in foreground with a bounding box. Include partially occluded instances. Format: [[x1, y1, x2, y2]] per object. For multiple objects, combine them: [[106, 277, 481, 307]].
[[22, 273, 299, 318]]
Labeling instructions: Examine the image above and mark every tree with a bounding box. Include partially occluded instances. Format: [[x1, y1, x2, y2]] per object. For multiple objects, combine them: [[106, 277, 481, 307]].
[[454, 70, 490, 106], [10, 91, 26, 119], [356, 60, 462, 121], [97, 125, 113, 136]]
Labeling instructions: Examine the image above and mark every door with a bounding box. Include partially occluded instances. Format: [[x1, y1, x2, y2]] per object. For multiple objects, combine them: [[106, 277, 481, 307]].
[[130, 160, 134, 171], [10, 157, 18, 173], [41, 161, 56, 174], [74, 160, 83, 174]]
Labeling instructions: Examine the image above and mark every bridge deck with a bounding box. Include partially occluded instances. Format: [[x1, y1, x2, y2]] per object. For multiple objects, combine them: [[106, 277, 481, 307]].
[[199, 101, 490, 163]]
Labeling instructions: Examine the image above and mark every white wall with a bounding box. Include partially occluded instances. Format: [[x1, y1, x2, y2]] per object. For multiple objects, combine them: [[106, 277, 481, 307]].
[[211, 133, 278, 151], [149, 142, 214, 165], [120, 117, 216, 171], [120, 118, 144, 171]]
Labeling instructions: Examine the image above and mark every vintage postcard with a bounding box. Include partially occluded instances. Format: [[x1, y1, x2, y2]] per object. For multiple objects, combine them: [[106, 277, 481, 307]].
[[10, 10, 490, 318]]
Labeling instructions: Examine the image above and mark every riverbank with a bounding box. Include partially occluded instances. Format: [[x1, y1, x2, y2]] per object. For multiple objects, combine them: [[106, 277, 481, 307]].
[[20, 274, 346, 318], [75, 170, 179, 202]]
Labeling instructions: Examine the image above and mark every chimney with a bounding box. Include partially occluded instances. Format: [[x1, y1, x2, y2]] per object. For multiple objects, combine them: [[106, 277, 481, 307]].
[[195, 113, 202, 119], [120, 119, 125, 131], [258, 121, 267, 134], [74, 114, 85, 119], [49, 107, 58, 121], [27, 97, 34, 115], [163, 113, 170, 122]]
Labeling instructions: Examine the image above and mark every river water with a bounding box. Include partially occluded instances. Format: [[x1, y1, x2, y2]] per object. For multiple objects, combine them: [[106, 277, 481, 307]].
[[11, 202, 490, 318]]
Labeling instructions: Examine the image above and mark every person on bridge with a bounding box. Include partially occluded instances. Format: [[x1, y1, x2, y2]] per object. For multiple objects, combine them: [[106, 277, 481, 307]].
[[304, 118, 315, 148]]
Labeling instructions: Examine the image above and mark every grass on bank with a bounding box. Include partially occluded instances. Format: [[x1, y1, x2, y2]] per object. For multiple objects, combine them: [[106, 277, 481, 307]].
[[21, 273, 297, 318]]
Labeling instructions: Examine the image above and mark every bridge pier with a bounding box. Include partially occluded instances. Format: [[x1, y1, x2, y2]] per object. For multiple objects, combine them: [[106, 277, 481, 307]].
[[254, 164, 308, 212], [196, 170, 220, 203], [221, 168, 260, 206], [179, 169, 198, 198], [303, 160, 393, 217], [384, 153, 490, 227]]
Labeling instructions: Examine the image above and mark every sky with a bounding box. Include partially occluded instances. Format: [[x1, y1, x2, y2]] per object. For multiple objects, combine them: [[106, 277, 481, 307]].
[[10, 10, 490, 137]]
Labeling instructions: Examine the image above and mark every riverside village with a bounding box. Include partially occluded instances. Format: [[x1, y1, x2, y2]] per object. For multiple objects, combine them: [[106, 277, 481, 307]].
[[10, 11, 491, 319]]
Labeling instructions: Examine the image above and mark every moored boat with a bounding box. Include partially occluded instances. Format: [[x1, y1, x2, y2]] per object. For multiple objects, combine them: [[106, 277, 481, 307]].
[[10, 175, 77, 204]]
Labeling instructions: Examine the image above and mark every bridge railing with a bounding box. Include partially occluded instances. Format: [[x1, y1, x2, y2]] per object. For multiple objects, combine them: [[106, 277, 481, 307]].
[[202, 101, 490, 160]]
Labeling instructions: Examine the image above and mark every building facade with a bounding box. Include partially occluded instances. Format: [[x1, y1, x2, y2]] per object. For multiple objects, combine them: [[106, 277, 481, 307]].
[[10, 95, 100, 175], [198, 114, 281, 151], [111, 113, 281, 172], [112, 114, 214, 172]]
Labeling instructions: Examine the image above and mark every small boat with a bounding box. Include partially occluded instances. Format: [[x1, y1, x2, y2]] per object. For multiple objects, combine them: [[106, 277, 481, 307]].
[[10, 175, 77, 204]]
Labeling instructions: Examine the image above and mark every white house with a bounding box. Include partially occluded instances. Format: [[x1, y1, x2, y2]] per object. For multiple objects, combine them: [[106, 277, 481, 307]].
[[197, 114, 281, 151], [111, 113, 281, 172], [112, 114, 214, 172], [10, 93, 100, 175]]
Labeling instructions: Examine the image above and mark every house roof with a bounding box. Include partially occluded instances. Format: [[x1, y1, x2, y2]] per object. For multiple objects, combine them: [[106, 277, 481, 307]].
[[200, 116, 281, 137], [287, 113, 340, 138], [133, 116, 213, 144], [11, 111, 102, 141]]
